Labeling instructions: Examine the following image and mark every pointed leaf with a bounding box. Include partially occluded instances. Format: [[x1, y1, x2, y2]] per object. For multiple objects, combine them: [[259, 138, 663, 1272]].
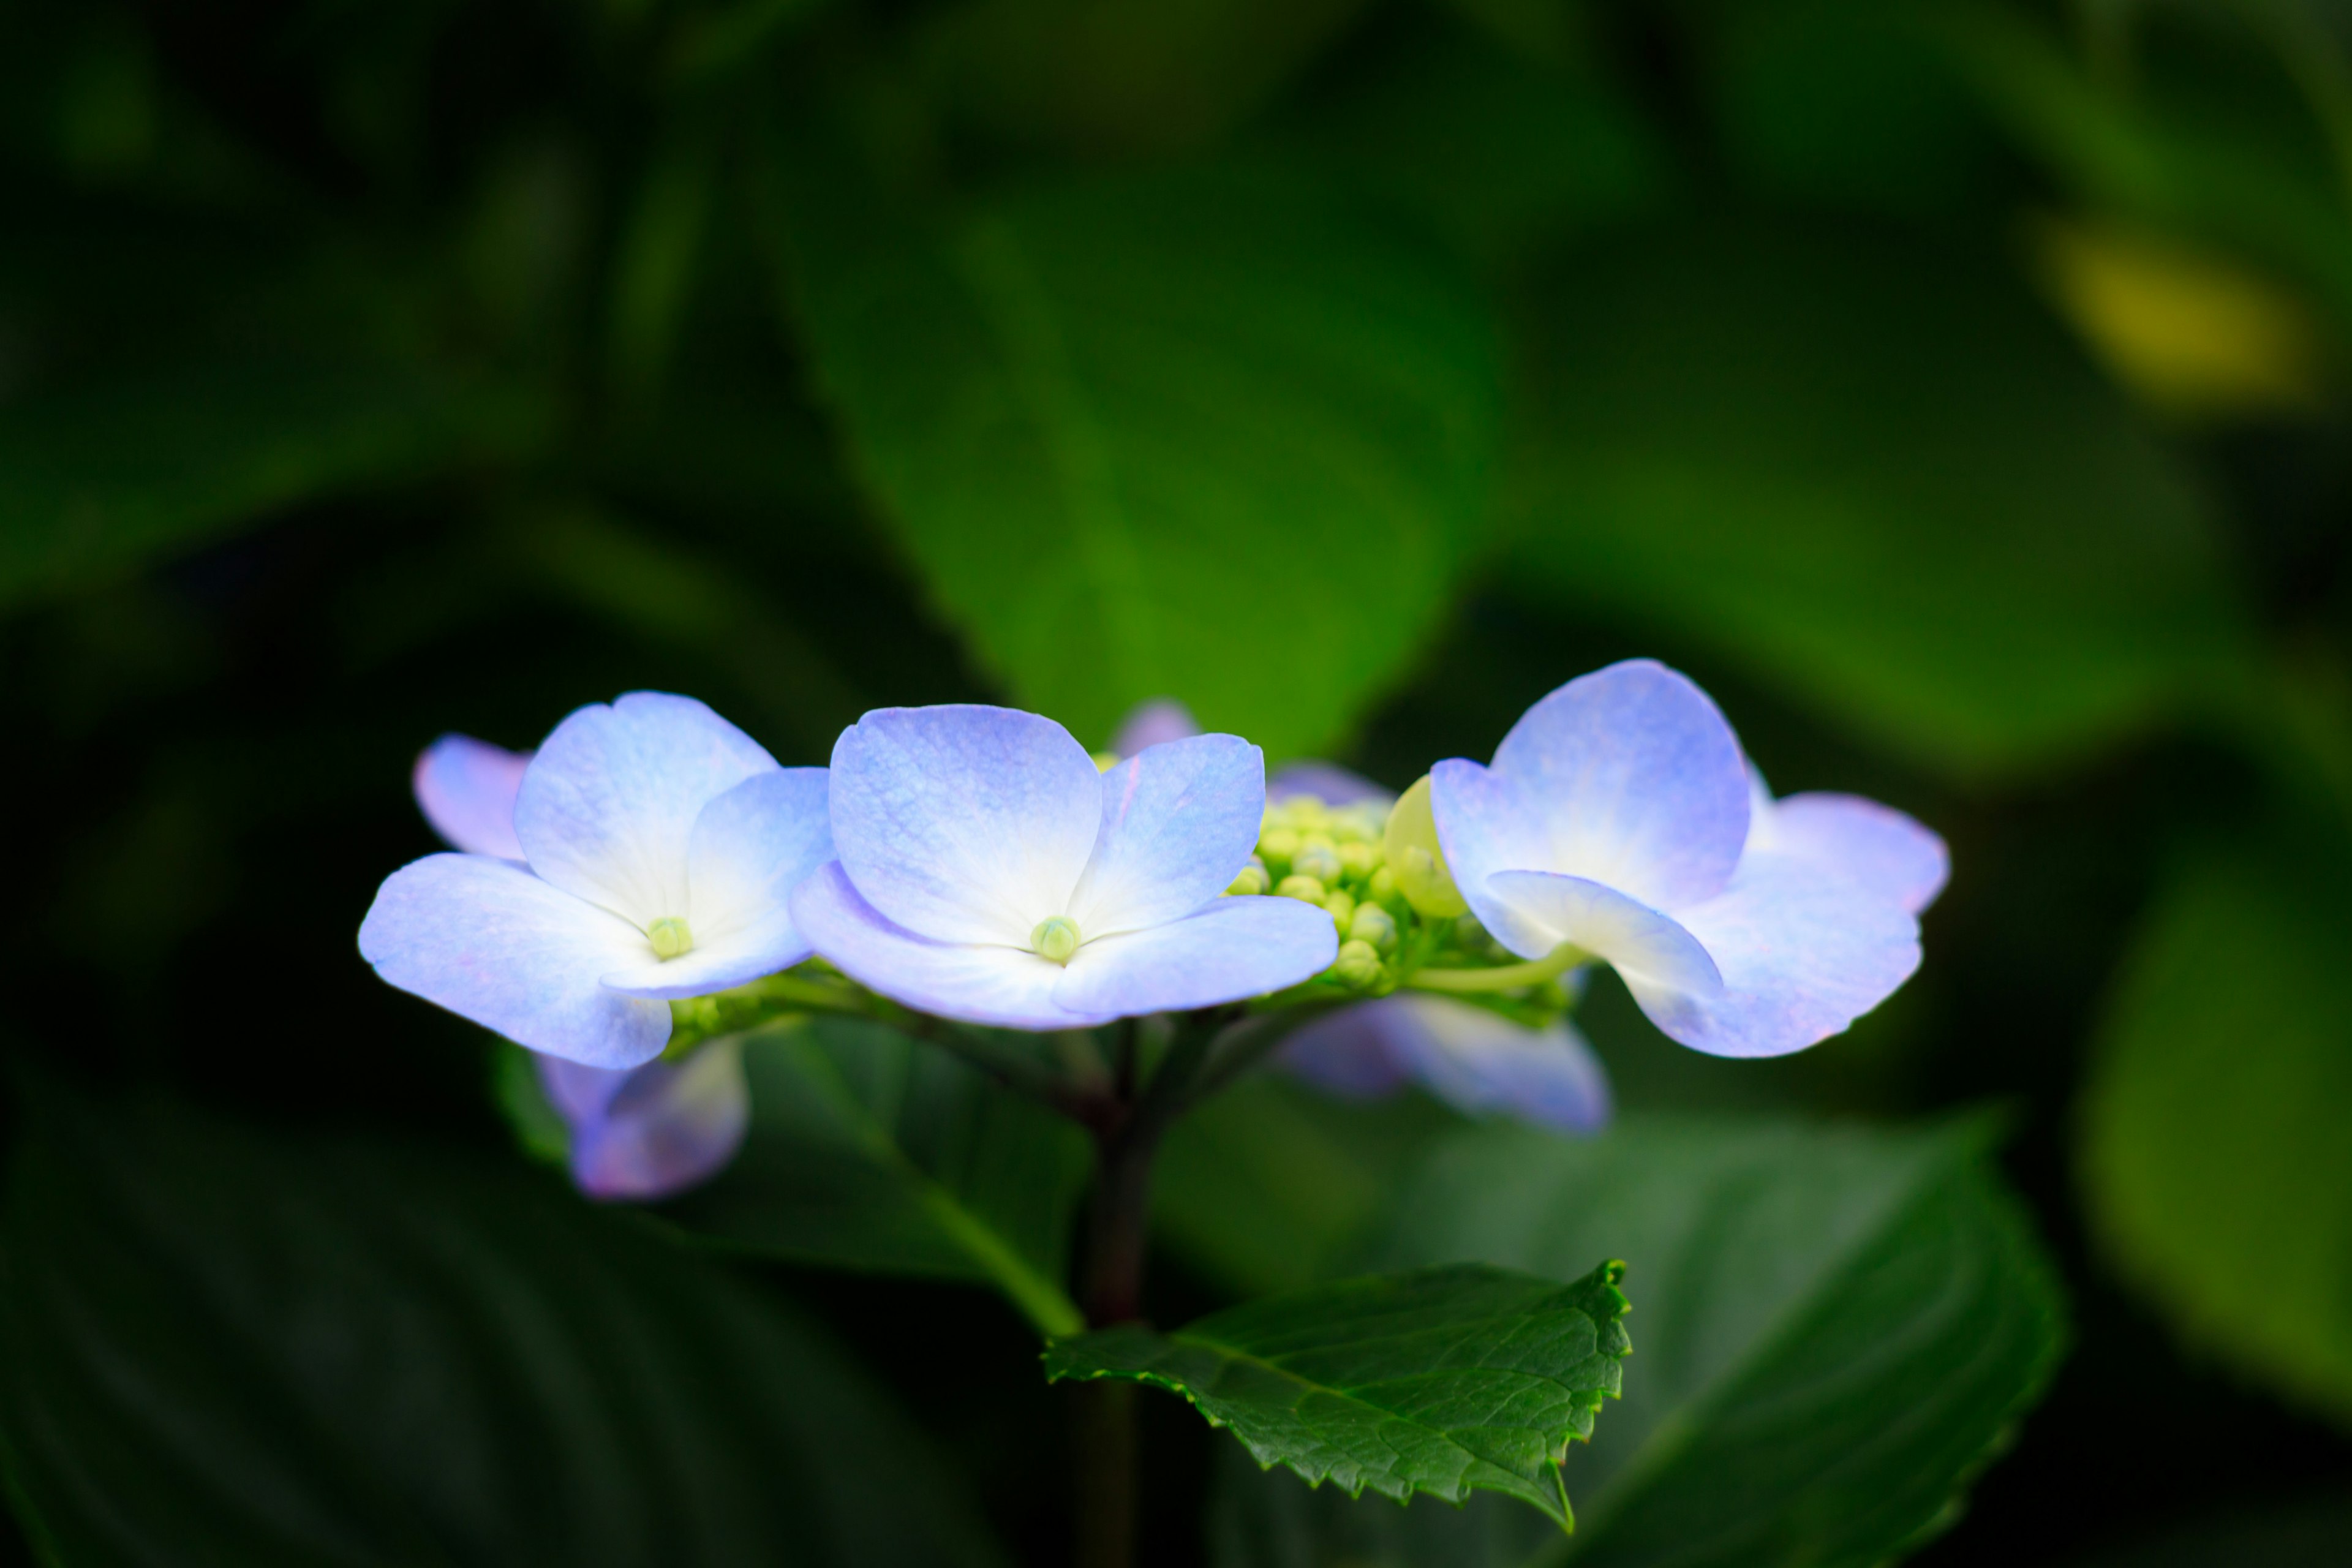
[[1046, 1261, 1630, 1527], [1212, 1115, 2065, 1567], [766, 148, 1501, 760]]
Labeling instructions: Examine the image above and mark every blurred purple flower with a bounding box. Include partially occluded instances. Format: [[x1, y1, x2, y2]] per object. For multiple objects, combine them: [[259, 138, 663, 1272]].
[[412, 734, 531, 861], [536, 1041, 750, 1200], [361, 692, 831, 1067], [1433, 660, 1928, 1059], [791, 705, 1338, 1029], [1280, 994, 1611, 1133]]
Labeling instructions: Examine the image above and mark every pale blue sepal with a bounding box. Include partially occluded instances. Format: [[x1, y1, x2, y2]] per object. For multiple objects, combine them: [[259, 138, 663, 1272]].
[[412, 734, 530, 859]]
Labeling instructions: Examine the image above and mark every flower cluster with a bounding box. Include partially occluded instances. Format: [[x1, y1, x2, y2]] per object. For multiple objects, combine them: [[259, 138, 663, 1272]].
[[360, 660, 1943, 1199]]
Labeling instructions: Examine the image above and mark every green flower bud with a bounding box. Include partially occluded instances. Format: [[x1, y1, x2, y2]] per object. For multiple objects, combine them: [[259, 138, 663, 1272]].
[[1331, 939, 1384, 990], [1030, 915, 1082, 964], [1283, 794, 1330, 827], [1226, 864, 1270, 896], [1292, 839, 1343, 884], [1348, 902, 1398, 953], [648, 916, 695, 959], [1382, 775, 1468, 918], [1091, 750, 1123, 772], [1367, 864, 1398, 903], [1337, 842, 1377, 883], [1322, 888, 1356, 932], [1328, 803, 1385, 845], [1275, 873, 1327, 903], [1258, 827, 1301, 873]]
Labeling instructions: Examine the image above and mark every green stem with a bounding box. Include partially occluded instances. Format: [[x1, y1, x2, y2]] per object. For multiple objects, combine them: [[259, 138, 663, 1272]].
[[1406, 943, 1588, 994]]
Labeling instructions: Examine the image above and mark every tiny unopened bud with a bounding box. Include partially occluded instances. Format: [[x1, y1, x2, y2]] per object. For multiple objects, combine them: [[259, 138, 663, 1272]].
[[1030, 915, 1082, 963], [1383, 775, 1469, 918], [1348, 903, 1398, 952], [1226, 864, 1271, 896], [1328, 804, 1385, 845], [648, 916, 695, 959], [1367, 865, 1398, 903], [1276, 873, 1327, 903], [1338, 842, 1377, 882], [1322, 889, 1356, 932], [1292, 840, 1343, 884], [1331, 940, 1383, 990], [1259, 828, 1301, 872], [1091, 750, 1123, 772]]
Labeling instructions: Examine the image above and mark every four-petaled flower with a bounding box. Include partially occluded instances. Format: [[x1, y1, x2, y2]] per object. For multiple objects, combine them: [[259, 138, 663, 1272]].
[[790, 705, 1340, 1029], [362, 693, 832, 1068], [407, 728, 755, 1197], [1433, 659, 1940, 1058]]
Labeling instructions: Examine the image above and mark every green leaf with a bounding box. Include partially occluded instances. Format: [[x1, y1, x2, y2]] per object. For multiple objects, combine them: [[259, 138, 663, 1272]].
[[1153, 1071, 1461, 1298], [1212, 1115, 2065, 1567], [766, 151, 1501, 760], [0, 357, 543, 615], [2081, 834, 2352, 1428], [1504, 219, 2246, 780], [0, 1085, 1002, 1568], [657, 1017, 1090, 1337], [1046, 1262, 1631, 1528]]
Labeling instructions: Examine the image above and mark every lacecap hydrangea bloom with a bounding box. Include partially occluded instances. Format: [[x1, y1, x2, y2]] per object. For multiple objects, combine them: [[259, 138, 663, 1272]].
[[1104, 699, 1614, 1133], [362, 693, 832, 1068], [1431, 659, 1942, 1057], [406, 731, 753, 1199], [790, 705, 1339, 1028]]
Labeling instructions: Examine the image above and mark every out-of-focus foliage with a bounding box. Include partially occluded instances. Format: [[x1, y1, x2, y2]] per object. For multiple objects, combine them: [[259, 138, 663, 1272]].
[[0, 1084, 1000, 1568]]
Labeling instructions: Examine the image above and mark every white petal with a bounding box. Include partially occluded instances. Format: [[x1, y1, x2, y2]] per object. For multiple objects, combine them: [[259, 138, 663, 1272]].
[[1483, 870, 1724, 1038], [789, 861, 1098, 1029], [1753, 790, 1949, 916], [514, 692, 778, 929], [1066, 734, 1265, 937], [827, 705, 1102, 946], [1052, 895, 1340, 1017], [357, 854, 668, 1068], [412, 734, 529, 859]]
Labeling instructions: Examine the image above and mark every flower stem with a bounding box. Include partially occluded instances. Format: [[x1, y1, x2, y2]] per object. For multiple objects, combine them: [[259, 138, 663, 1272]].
[[1406, 943, 1589, 993]]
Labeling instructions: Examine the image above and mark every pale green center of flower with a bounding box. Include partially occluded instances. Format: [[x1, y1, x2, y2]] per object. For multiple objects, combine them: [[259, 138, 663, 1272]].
[[647, 916, 695, 960], [1030, 915, 1081, 965]]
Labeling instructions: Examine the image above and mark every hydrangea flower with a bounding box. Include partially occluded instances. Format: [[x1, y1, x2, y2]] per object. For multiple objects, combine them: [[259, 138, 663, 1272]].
[[1432, 659, 1934, 1058], [1280, 995, 1611, 1133], [536, 1042, 751, 1200], [361, 693, 831, 1068], [1109, 699, 1391, 806], [407, 726, 754, 1196], [790, 705, 1338, 1029]]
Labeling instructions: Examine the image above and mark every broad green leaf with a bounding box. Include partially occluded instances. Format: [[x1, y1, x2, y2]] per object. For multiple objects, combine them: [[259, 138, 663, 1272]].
[[0, 358, 543, 614], [1212, 1115, 2065, 1567], [0, 1085, 1002, 1568], [1505, 220, 2247, 781], [657, 1017, 1090, 1337], [1154, 1071, 1461, 1298], [1047, 1261, 1631, 1527], [2081, 835, 2352, 1428], [766, 152, 1501, 761]]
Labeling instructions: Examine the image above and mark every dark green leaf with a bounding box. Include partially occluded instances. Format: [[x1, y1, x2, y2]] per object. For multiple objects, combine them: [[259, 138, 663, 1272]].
[[1154, 1072, 1461, 1297], [658, 1017, 1090, 1337], [0, 358, 543, 614], [1213, 1115, 2065, 1567], [767, 151, 1501, 760], [0, 1086, 1002, 1568], [1047, 1262, 1630, 1527], [2081, 835, 2352, 1428], [1505, 220, 2245, 780]]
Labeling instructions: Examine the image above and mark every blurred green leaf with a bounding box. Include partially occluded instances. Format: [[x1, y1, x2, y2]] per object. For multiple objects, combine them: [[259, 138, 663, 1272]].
[[1212, 1114, 2065, 1567], [0, 358, 543, 615], [1047, 1261, 1631, 1527], [0, 1085, 1003, 1567], [2081, 832, 2352, 1429], [1154, 1072, 1460, 1297], [1504, 219, 2246, 780], [766, 152, 1501, 760], [658, 1017, 1090, 1337], [2065, 1496, 2352, 1567]]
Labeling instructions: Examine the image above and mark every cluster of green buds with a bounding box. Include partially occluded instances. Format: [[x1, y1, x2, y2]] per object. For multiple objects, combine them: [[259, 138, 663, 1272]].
[[1223, 777, 1559, 1013]]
